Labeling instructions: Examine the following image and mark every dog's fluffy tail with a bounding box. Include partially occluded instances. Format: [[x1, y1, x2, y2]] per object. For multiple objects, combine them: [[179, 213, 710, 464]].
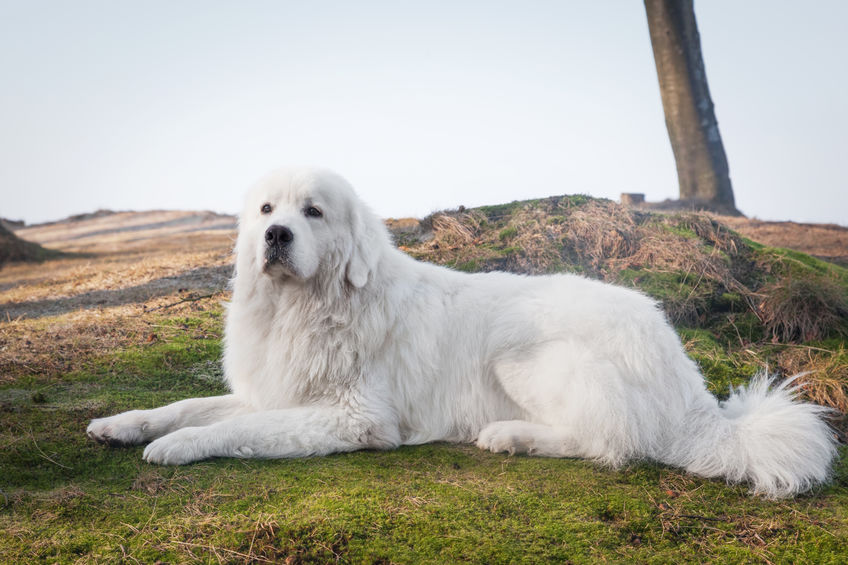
[[663, 374, 837, 498]]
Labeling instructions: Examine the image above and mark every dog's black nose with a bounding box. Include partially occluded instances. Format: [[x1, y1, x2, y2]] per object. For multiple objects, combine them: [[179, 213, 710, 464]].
[[265, 225, 294, 246]]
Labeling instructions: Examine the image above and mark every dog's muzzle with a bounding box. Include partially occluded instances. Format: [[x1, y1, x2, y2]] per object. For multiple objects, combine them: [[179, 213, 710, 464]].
[[263, 225, 294, 271]]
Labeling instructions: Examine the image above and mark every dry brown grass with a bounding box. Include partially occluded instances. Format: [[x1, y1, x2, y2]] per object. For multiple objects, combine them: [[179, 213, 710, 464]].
[[616, 215, 743, 277], [1, 212, 235, 382], [777, 346, 848, 436], [0, 308, 145, 380], [562, 201, 640, 273], [411, 211, 503, 270], [430, 213, 477, 248], [15, 210, 235, 253], [3, 210, 235, 306], [759, 277, 848, 342], [0, 249, 231, 308]]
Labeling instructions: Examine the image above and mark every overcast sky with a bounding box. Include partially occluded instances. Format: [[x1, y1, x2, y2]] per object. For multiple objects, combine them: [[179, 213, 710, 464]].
[[2, 1, 846, 225]]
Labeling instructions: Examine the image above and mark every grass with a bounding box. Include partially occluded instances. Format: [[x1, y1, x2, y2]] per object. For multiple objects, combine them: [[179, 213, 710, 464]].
[[2, 320, 847, 563], [2, 197, 847, 563]]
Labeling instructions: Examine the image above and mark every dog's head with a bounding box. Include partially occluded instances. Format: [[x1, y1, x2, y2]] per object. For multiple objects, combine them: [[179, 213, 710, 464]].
[[236, 168, 386, 289]]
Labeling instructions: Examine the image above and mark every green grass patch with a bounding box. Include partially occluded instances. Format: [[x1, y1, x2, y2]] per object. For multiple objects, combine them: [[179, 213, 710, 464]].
[[2, 307, 848, 563], [498, 226, 518, 241], [617, 268, 716, 326], [758, 246, 848, 284], [678, 328, 764, 396], [476, 200, 538, 220]]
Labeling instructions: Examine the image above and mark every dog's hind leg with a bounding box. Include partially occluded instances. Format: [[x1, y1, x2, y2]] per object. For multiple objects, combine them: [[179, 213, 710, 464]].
[[480, 340, 647, 466]]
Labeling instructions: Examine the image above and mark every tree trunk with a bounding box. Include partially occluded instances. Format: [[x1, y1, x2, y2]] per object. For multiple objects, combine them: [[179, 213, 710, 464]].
[[644, 0, 740, 215]]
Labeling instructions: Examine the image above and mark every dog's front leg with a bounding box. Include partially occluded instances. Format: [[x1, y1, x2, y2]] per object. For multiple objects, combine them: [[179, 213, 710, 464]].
[[142, 405, 398, 465], [87, 394, 252, 446]]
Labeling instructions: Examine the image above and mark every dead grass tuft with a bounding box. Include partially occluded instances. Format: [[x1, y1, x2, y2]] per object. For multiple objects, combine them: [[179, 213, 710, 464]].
[[413, 212, 502, 271], [777, 346, 848, 438], [617, 215, 747, 284], [563, 201, 640, 273], [650, 472, 786, 559], [430, 214, 477, 248], [759, 277, 848, 342], [502, 207, 568, 274], [131, 469, 170, 495]]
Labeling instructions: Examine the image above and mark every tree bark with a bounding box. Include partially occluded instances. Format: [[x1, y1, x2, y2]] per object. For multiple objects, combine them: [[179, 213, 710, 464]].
[[644, 0, 740, 215]]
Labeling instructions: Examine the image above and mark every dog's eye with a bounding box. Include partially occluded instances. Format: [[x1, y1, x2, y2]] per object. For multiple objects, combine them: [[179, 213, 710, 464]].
[[261, 203, 272, 214], [305, 206, 323, 218]]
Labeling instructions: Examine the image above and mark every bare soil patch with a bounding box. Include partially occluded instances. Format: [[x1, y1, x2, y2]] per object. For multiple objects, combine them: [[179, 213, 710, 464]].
[[715, 216, 848, 265]]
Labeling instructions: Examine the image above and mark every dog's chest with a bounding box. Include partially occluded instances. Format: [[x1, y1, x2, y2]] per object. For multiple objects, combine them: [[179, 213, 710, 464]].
[[230, 307, 363, 409]]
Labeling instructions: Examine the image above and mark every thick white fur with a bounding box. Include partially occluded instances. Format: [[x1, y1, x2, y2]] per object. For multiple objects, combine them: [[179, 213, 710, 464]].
[[87, 168, 836, 498]]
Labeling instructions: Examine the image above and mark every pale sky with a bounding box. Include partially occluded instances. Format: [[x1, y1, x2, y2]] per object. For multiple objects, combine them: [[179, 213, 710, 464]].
[[1, 1, 846, 226]]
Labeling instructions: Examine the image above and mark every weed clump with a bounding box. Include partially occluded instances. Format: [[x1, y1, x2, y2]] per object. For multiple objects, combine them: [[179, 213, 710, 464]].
[[777, 345, 848, 439], [562, 201, 640, 274], [758, 277, 848, 342]]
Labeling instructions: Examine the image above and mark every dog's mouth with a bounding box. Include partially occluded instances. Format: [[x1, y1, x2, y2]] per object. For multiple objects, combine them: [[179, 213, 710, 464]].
[[262, 246, 297, 277]]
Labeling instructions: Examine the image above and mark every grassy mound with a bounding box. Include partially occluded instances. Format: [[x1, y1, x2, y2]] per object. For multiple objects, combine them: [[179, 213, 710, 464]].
[[399, 196, 847, 335], [0, 223, 62, 267]]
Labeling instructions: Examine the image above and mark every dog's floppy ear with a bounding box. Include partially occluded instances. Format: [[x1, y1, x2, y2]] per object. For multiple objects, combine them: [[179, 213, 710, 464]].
[[346, 206, 384, 288]]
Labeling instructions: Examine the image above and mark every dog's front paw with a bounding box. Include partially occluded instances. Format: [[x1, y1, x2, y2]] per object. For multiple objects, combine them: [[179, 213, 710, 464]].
[[87, 411, 150, 446], [143, 427, 208, 465]]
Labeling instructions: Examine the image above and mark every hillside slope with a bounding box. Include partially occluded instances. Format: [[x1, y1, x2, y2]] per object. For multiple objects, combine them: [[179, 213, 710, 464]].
[[1, 198, 846, 563]]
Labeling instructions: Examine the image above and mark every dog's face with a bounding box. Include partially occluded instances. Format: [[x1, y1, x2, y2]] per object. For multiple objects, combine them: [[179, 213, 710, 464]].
[[238, 168, 382, 288]]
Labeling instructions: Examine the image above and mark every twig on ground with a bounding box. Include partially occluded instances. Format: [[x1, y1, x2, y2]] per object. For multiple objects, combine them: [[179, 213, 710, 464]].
[[676, 514, 724, 522], [26, 427, 71, 470], [770, 343, 834, 354], [145, 292, 218, 312], [726, 314, 746, 348], [171, 541, 275, 564]]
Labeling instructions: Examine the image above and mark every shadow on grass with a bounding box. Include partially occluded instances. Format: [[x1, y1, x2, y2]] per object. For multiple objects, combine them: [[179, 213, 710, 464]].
[[0, 264, 232, 320]]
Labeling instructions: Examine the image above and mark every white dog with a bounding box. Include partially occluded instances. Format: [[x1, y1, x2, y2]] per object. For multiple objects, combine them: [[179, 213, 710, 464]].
[[88, 168, 836, 498]]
